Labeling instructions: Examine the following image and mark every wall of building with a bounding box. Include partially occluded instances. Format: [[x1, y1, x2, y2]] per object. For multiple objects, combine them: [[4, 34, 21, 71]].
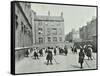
[[31, 10, 35, 45], [79, 18, 97, 41], [79, 26, 88, 40], [15, 2, 33, 62], [33, 13, 65, 48], [72, 31, 80, 42], [45, 21, 64, 43], [65, 32, 72, 42], [87, 19, 96, 40], [65, 29, 81, 42], [19, 3, 32, 25]]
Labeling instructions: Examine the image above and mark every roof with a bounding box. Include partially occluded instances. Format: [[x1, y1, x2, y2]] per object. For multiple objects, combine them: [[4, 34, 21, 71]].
[[34, 15, 64, 21]]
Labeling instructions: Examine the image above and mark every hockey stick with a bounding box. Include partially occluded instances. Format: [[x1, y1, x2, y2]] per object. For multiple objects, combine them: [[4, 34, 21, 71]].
[[84, 59, 91, 68], [53, 57, 59, 64], [92, 54, 95, 60]]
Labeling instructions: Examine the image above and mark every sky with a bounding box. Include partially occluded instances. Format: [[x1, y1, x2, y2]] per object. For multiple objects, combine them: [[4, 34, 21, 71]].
[[31, 3, 96, 35]]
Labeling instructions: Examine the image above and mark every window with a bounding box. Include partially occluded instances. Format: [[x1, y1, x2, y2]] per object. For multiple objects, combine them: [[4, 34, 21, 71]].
[[16, 22, 18, 29], [57, 24, 60, 26], [38, 31, 43, 34], [25, 3, 31, 9], [38, 22, 40, 25], [38, 28, 42, 31], [45, 22, 48, 25], [58, 28, 62, 35], [47, 37, 51, 42], [21, 22, 24, 32], [21, 21, 23, 25], [39, 37, 43, 43], [47, 28, 51, 35], [52, 28, 57, 35], [59, 37, 62, 41], [15, 14, 18, 29], [27, 4, 31, 8], [53, 37, 57, 42], [38, 28, 43, 34]]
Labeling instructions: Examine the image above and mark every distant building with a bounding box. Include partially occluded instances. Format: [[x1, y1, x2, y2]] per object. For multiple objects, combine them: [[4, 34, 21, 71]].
[[65, 29, 81, 42], [79, 26, 88, 41], [87, 18, 97, 41], [32, 11, 65, 48], [79, 18, 97, 52], [65, 32, 72, 42], [72, 29, 81, 42], [79, 18, 97, 42]]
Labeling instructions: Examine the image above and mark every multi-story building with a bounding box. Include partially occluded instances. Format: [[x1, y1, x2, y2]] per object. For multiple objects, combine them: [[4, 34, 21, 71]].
[[79, 26, 88, 41], [87, 18, 97, 41], [32, 11, 65, 48], [65, 32, 73, 42], [65, 29, 81, 42], [79, 18, 97, 52], [79, 18, 97, 42], [72, 29, 81, 42], [15, 2, 33, 61]]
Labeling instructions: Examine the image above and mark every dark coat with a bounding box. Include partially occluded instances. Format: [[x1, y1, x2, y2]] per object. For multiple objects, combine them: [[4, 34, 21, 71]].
[[25, 50, 29, 55], [39, 49, 43, 55], [86, 48, 92, 57], [74, 47, 77, 52], [46, 51, 53, 60], [78, 50, 85, 63], [64, 48, 68, 55], [54, 48, 56, 53], [45, 49, 48, 53], [34, 51, 38, 57], [71, 47, 73, 52]]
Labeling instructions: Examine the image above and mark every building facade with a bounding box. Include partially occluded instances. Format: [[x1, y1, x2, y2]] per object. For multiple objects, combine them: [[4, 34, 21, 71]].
[[32, 11, 65, 48], [15, 2, 33, 62], [87, 18, 97, 41], [65, 32, 72, 42], [79, 18, 97, 42], [72, 29, 81, 42], [15, 2, 33, 48], [79, 18, 97, 52], [65, 29, 81, 42]]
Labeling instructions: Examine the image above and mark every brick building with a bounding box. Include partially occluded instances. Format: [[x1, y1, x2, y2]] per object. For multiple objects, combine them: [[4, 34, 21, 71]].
[[32, 11, 65, 48]]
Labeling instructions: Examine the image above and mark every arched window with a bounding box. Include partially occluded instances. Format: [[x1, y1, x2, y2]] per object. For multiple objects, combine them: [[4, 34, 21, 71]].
[[15, 14, 18, 29], [47, 28, 51, 35], [47, 37, 51, 42], [52, 28, 57, 35], [53, 37, 57, 42], [38, 37, 43, 43]]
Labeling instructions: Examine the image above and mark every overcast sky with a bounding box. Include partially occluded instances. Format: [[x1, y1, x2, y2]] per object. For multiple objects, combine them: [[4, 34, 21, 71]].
[[31, 3, 96, 35]]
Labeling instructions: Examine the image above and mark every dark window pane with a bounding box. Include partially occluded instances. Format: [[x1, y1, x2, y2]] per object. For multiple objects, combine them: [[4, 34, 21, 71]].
[[52, 28, 57, 35], [53, 37, 57, 42], [59, 37, 62, 41], [48, 37, 51, 42], [39, 37, 43, 43]]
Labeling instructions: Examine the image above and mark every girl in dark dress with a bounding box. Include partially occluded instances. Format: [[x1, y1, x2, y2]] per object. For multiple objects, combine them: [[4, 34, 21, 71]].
[[46, 50, 53, 65], [78, 48, 85, 68]]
